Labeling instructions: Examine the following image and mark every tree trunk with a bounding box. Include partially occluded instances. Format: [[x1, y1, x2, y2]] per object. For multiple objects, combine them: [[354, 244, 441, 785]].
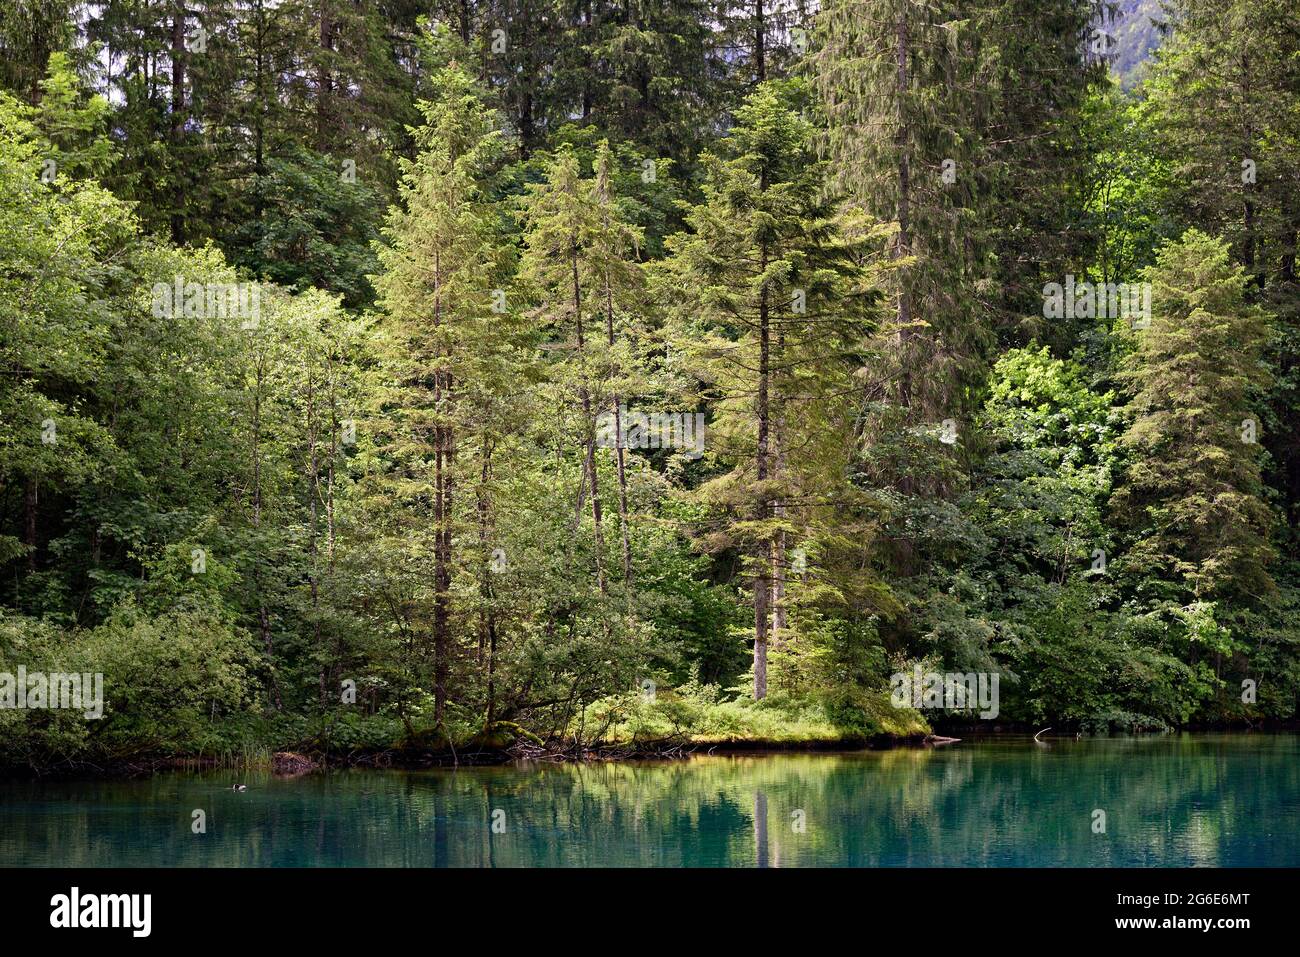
[[169, 8, 186, 244], [325, 345, 340, 694], [518, 2, 535, 156], [307, 351, 322, 703], [605, 277, 633, 585], [433, 412, 452, 726], [432, 361, 455, 728], [23, 479, 37, 571], [253, 1, 266, 224], [482, 445, 499, 725], [574, 247, 607, 594], [894, 12, 913, 412], [753, 242, 771, 700], [317, 5, 331, 152], [581, 0, 593, 120], [771, 427, 787, 654], [251, 361, 282, 710]]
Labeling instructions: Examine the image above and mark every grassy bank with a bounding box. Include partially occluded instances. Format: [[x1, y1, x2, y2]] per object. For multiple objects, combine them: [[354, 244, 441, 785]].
[[0, 684, 931, 775]]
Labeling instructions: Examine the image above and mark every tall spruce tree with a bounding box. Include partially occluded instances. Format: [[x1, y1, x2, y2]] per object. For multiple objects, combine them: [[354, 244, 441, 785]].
[[661, 81, 880, 698], [1143, 0, 1300, 537], [518, 141, 650, 594], [1113, 230, 1275, 604], [372, 62, 512, 729]]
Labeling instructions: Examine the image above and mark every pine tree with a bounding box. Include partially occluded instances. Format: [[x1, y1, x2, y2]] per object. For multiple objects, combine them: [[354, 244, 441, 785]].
[[477, 0, 564, 155], [1145, 0, 1300, 292], [0, 0, 79, 102], [809, 0, 995, 612], [580, 0, 729, 166], [811, 0, 988, 424], [979, 0, 1104, 338]]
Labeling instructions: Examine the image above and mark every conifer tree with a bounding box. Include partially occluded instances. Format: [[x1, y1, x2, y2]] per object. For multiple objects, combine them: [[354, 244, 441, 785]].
[[1143, 0, 1300, 537], [519, 146, 612, 592], [518, 140, 651, 590], [373, 62, 512, 729], [661, 81, 880, 698], [1144, 0, 1300, 292], [1113, 230, 1275, 604], [589, 141, 647, 585], [581, 0, 730, 164], [25, 52, 117, 181], [811, 0, 987, 423]]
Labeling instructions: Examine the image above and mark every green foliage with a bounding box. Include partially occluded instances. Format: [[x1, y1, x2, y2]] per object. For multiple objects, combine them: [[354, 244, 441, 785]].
[[26, 51, 116, 181], [1, 2, 1299, 773], [1079, 81, 1179, 287], [0, 605, 260, 765], [1114, 229, 1275, 603], [230, 145, 382, 308], [973, 345, 1118, 590], [590, 680, 928, 747], [660, 79, 885, 699]]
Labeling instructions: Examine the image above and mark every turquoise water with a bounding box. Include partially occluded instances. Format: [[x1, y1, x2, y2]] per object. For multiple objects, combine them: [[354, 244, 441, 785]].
[[1, 734, 1296, 866]]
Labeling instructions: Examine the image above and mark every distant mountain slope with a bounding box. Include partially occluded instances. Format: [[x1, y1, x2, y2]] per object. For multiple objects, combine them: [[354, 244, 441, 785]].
[[1109, 0, 1170, 88]]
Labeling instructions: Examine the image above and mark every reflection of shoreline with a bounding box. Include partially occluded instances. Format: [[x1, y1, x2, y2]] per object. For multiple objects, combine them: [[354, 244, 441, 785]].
[[0, 735, 1294, 867]]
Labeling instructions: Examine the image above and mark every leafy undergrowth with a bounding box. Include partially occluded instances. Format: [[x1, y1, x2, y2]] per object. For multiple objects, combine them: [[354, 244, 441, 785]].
[[0, 669, 929, 773], [581, 681, 930, 747]]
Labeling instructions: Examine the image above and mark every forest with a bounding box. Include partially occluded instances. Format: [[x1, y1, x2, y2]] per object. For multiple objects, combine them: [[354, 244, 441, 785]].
[[0, 0, 1297, 770]]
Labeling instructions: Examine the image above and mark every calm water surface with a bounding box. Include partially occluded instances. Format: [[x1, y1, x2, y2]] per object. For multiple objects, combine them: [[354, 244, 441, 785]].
[[2, 733, 1297, 866]]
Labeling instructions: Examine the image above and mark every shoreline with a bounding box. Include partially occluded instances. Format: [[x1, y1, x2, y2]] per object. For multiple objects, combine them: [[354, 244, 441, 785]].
[[3, 724, 1296, 780]]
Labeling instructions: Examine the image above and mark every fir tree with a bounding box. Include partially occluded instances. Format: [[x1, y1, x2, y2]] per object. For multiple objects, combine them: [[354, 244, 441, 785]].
[[373, 62, 513, 728], [661, 81, 880, 698], [1113, 230, 1275, 604]]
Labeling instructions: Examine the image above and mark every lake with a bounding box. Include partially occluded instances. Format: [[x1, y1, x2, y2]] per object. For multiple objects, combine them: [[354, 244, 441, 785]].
[[2, 733, 1296, 866]]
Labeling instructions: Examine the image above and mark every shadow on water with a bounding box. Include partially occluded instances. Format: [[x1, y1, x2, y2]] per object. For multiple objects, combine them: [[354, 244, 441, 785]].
[[1, 734, 1297, 867]]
